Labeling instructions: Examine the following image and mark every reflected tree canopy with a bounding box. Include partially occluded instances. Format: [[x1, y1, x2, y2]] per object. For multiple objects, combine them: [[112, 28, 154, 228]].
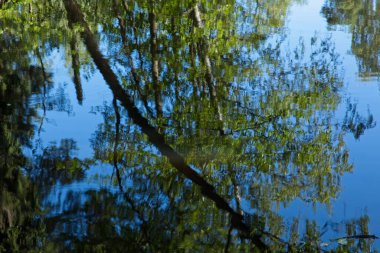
[[322, 0, 380, 78], [0, 0, 378, 252]]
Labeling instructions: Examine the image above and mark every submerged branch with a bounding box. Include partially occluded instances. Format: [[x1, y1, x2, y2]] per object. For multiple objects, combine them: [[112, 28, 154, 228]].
[[330, 234, 378, 241]]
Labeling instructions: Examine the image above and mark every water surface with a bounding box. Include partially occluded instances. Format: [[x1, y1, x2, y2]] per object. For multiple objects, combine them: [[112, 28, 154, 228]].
[[1, 0, 380, 252]]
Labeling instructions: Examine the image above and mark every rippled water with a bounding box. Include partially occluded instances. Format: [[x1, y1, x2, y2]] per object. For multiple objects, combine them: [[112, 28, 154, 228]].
[[1, 0, 380, 252]]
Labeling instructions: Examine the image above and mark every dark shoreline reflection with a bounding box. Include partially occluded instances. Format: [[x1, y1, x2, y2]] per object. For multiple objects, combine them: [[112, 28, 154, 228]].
[[0, 0, 378, 252]]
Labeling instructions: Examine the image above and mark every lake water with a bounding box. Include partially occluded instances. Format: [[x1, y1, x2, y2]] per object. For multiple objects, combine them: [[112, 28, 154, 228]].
[[1, 0, 380, 252]]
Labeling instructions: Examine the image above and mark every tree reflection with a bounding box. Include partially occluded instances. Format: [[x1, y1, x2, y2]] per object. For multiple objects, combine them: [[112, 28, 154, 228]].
[[0, 0, 378, 252], [0, 4, 79, 250], [322, 0, 380, 78], [0, 14, 48, 251]]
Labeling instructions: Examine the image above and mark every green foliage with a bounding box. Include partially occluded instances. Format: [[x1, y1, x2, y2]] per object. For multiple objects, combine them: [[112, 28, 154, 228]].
[[0, 0, 377, 252], [322, 0, 380, 77]]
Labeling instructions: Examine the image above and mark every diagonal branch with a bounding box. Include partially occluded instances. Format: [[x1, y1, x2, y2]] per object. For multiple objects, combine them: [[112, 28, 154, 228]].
[[63, 0, 267, 250]]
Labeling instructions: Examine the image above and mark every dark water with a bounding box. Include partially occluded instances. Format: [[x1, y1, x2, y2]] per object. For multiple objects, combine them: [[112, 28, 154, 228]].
[[1, 0, 380, 252]]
